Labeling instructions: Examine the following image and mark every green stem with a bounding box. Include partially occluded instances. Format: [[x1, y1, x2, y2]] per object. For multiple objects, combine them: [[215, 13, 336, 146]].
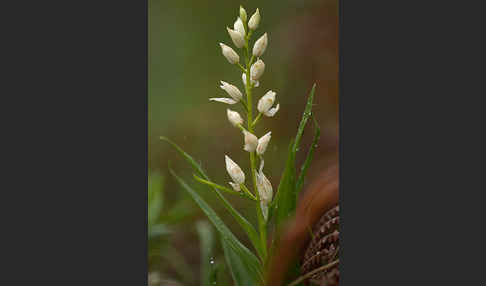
[[252, 112, 263, 127], [240, 184, 257, 201], [237, 63, 246, 73]]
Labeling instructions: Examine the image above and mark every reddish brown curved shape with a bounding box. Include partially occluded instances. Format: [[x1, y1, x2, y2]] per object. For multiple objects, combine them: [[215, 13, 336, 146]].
[[267, 163, 339, 286]]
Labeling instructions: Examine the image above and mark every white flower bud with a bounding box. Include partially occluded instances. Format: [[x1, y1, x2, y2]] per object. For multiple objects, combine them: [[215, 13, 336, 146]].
[[220, 81, 243, 101], [256, 170, 273, 203], [243, 130, 258, 152], [257, 90, 276, 114], [227, 109, 243, 126], [252, 33, 268, 57], [219, 43, 239, 64], [242, 73, 259, 87], [239, 6, 247, 23], [227, 27, 245, 49], [234, 17, 245, 36], [256, 131, 271, 156], [248, 8, 260, 30], [229, 182, 241, 192], [209, 98, 238, 104], [225, 155, 245, 185], [250, 59, 265, 80]]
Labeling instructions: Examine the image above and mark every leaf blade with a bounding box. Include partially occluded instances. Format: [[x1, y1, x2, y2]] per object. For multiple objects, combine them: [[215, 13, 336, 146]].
[[161, 136, 264, 259], [272, 84, 317, 230], [170, 168, 263, 285], [295, 116, 321, 194]]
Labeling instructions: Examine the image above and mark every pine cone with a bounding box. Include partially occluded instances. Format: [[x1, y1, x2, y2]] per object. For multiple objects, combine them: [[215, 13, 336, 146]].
[[301, 205, 340, 286]]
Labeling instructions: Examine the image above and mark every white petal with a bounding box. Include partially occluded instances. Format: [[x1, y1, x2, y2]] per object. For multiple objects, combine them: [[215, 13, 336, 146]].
[[234, 17, 245, 36], [264, 103, 280, 117], [256, 131, 272, 156], [209, 98, 237, 104], [225, 155, 245, 184], [257, 90, 276, 113], [243, 130, 258, 152], [242, 73, 259, 87], [260, 201, 268, 221], [229, 182, 241, 192]]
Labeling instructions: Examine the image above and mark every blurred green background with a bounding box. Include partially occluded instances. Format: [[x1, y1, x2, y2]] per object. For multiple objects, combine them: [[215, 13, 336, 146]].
[[149, 0, 338, 284]]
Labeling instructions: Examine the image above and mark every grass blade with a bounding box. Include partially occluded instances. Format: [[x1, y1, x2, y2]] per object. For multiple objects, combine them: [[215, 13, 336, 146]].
[[271, 84, 317, 230], [161, 136, 264, 259], [271, 140, 296, 230], [170, 168, 263, 284], [295, 116, 321, 193], [293, 83, 316, 153], [222, 239, 263, 286]]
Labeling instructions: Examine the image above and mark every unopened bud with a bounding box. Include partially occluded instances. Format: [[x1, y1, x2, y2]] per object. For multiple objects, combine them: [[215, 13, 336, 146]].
[[242, 73, 259, 87], [227, 27, 245, 49], [256, 131, 271, 156], [253, 33, 268, 57], [256, 170, 273, 203], [257, 90, 276, 114], [220, 81, 242, 101], [250, 59, 265, 80], [225, 155, 245, 184], [248, 8, 260, 30], [239, 6, 247, 23], [234, 17, 245, 36], [227, 109, 243, 126], [243, 130, 258, 152], [219, 43, 239, 64]]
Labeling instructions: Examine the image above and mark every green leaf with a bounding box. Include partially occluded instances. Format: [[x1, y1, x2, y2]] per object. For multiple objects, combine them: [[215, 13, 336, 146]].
[[222, 239, 263, 286], [170, 168, 263, 285], [293, 84, 316, 154], [196, 220, 215, 286], [271, 140, 296, 230], [295, 116, 321, 193], [161, 136, 264, 259], [272, 84, 316, 230]]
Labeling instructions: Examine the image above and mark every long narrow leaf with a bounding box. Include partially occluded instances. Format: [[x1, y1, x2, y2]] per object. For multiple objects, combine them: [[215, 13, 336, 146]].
[[170, 168, 263, 285], [271, 140, 296, 230], [222, 239, 263, 286], [161, 136, 264, 258], [272, 84, 317, 230], [293, 83, 316, 153], [295, 116, 321, 193]]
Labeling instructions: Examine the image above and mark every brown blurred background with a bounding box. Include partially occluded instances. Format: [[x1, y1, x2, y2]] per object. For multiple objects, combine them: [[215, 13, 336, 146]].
[[149, 0, 338, 284]]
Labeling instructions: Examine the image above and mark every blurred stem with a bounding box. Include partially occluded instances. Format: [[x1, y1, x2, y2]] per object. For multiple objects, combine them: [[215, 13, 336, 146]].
[[245, 32, 268, 265]]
